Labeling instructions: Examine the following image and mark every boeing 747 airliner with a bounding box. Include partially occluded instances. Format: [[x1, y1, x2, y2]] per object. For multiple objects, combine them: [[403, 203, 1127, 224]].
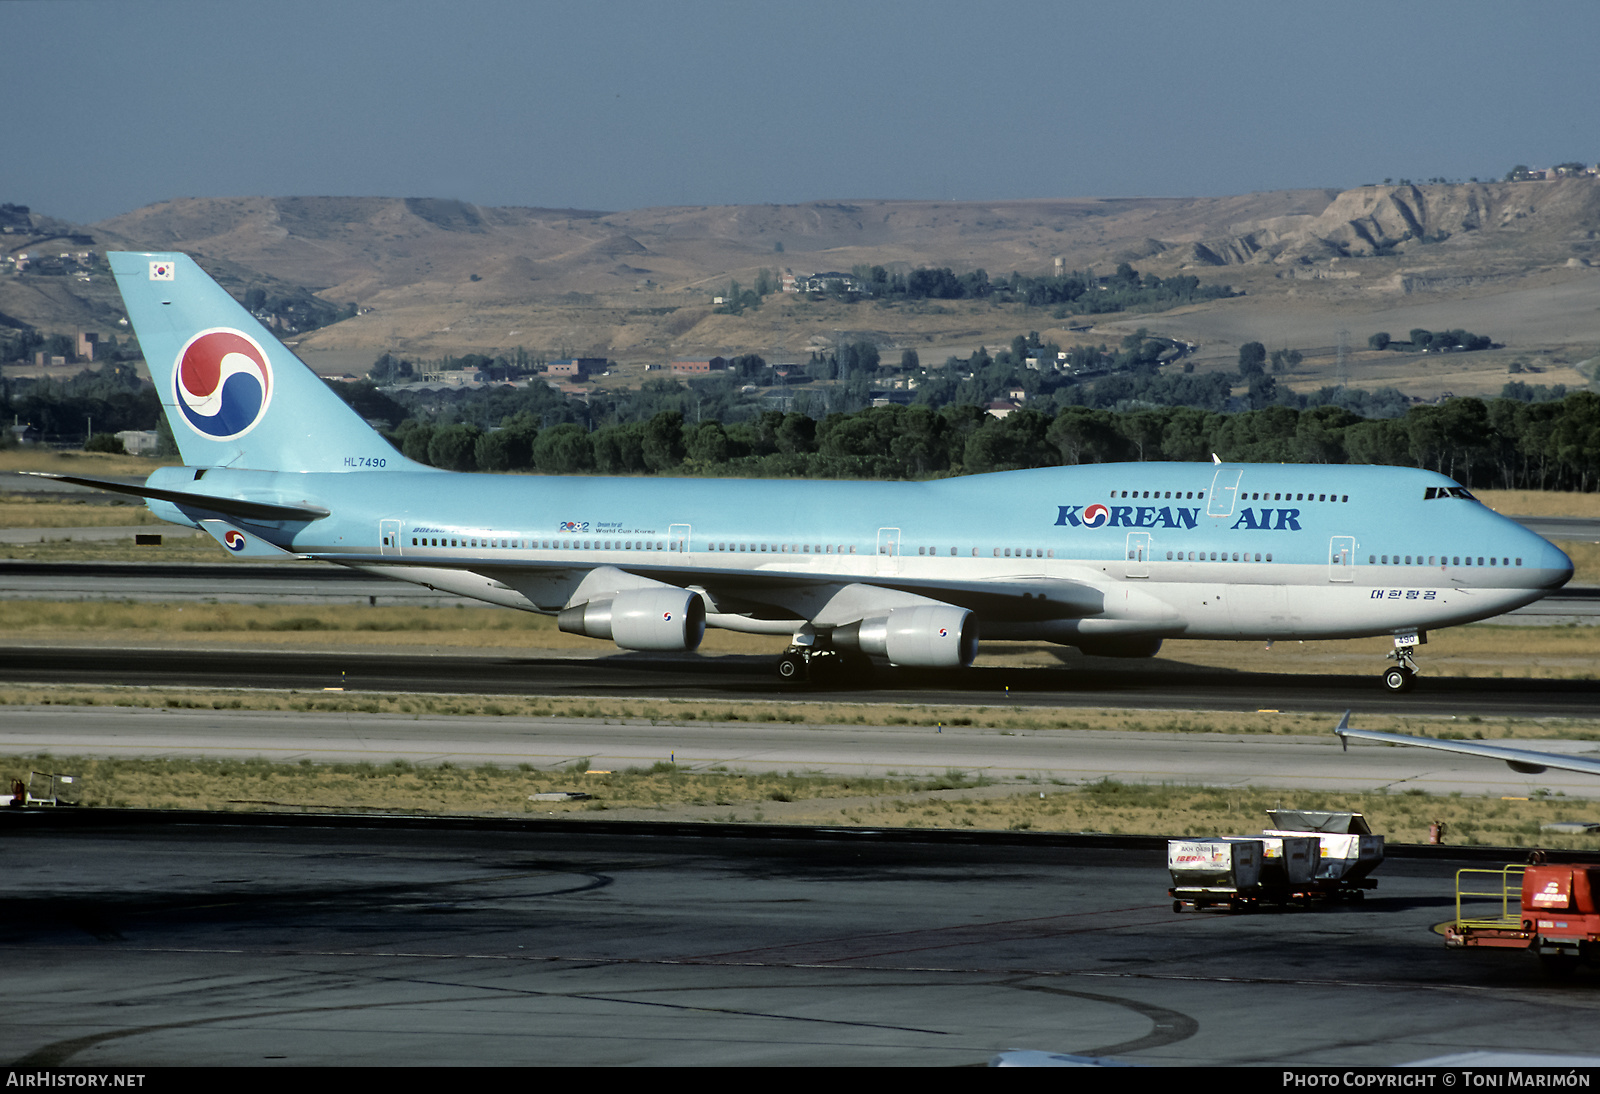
[[36, 252, 1573, 691]]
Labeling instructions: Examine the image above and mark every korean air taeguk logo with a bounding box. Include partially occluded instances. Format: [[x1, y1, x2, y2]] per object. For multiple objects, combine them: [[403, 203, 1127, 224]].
[[173, 328, 273, 440]]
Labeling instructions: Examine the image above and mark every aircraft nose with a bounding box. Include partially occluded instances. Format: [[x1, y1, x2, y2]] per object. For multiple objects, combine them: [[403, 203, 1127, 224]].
[[1539, 539, 1574, 589]]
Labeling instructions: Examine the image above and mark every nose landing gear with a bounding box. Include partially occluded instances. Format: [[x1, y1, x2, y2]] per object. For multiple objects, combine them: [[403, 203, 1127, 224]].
[[1382, 630, 1425, 693]]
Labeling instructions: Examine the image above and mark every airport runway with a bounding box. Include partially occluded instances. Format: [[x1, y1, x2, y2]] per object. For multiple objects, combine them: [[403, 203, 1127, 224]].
[[7, 703, 1600, 798], [7, 644, 1600, 719], [0, 812, 1590, 1067]]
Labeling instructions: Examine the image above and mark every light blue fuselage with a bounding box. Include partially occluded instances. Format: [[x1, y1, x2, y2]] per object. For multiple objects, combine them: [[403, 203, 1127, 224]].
[[147, 460, 1570, 643]]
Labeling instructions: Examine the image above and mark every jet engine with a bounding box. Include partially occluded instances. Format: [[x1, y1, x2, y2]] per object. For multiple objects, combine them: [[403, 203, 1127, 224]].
[[832, 605, 977, 668], [558, 587, 706, 651]]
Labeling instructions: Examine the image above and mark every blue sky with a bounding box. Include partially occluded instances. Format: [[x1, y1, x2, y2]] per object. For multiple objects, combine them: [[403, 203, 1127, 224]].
[[7, 0, 1598, 223]]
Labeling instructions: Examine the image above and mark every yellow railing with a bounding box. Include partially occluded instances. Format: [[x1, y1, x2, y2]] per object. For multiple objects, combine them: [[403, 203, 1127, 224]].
[[1455, 865, 1527, 930]]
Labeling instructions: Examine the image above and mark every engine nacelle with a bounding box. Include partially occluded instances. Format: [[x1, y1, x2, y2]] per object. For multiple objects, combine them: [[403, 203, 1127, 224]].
[[833, 605, 977, 668], [558, 587, 706, 651]]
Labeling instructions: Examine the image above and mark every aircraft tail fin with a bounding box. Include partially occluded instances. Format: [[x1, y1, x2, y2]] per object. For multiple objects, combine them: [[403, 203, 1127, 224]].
[[109, 252, 418, 474]]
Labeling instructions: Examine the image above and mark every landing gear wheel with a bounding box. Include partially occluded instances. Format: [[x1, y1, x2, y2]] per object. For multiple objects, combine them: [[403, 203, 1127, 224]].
[[1383, 666, 1415, 693], [776, 653, 807, 682]]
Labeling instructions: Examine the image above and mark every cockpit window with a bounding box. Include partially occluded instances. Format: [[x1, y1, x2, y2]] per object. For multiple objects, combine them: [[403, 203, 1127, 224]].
[[1424, 486, 1476, 501]]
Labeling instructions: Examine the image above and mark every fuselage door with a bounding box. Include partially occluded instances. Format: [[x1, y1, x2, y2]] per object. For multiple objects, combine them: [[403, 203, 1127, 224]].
[[669, 523, 692, 553], [379, 519, 402, 556], [1329, 535, 1355, 582], [877, 527, 901, 575], [1207, 468, 1243, 518], [1126, 531, 1151, 578]]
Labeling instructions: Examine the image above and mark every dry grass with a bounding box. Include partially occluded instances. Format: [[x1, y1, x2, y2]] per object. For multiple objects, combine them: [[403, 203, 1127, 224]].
[[0, 754, 981, 817], [0, 533, 219, 561], [1476, 490, 1600, 519], [6, 749, 1597, 849], [0, 497, 162, 528], [0, 600, 788, 654], [0, 450, 176, 476], [768, 780, 1600, 849]]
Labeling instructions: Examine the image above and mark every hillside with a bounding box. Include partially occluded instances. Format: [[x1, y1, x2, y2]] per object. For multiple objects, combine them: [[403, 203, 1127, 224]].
[[4, 180, 1598, 386]]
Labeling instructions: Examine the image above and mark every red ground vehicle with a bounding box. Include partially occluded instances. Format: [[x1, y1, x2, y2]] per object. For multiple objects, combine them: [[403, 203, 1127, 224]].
[[1447, 859, 1600, 974]]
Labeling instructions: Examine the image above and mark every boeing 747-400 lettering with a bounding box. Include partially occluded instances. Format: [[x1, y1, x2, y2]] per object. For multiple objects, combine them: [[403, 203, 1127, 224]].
[[34, 252, 1574, 691]]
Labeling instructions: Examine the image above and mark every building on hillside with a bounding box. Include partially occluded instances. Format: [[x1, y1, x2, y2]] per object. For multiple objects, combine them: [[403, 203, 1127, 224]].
[[671, 357, 729, 374], [798, 272, 863, 295], [546, 357, 606, 378]]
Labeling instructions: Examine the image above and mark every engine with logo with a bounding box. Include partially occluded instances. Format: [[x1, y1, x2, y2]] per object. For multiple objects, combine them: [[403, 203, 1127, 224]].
[[558, 587, 706, 651], [831, 605, 978, 668]]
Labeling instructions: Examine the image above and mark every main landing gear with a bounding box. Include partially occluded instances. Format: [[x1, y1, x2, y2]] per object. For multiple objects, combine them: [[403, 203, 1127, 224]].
[[775, 641, 873, 686], [1382, 631, 1425, 693]]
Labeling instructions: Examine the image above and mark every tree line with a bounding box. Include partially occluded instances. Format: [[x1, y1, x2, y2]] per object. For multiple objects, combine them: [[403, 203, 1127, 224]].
[[846, 261, 1236, 316], [372, 392, 1600, 492]]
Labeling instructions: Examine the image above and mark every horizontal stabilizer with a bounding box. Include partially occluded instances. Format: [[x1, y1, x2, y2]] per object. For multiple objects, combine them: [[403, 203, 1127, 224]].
[[22, 472, 329, 523]]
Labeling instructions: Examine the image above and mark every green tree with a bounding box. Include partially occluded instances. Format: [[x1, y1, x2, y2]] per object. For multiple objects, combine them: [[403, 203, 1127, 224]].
[[533, 423, 595, 474], [83, 432, 125, 455], [641, 410, 686, 471], [685, 420, 731, 465], [592, 422, 647, 473], [427, 423, 483, 471]]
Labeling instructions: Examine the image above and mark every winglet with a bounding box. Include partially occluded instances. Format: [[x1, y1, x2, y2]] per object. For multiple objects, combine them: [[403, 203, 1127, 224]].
[[1334, 710, 1351, 751]]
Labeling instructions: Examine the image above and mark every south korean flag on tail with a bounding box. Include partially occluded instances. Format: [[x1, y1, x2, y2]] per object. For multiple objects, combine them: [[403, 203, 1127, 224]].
[[149, 260, 175, 281]]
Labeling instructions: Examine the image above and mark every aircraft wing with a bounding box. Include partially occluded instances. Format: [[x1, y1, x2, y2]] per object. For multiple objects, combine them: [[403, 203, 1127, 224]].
[[301, 550, 1111, 619], [1333, 711, 1600, 776]]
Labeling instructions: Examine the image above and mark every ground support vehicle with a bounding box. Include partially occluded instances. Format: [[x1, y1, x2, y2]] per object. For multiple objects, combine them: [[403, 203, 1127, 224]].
[[1262, 809, 1384, 902], [1446, 861, 1600, 975], [1168, 810, 1384, 912], [1169, 837, 1330, 911]]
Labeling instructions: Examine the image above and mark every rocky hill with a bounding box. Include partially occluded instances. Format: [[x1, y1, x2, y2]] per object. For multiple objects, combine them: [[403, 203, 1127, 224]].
[[4, 179, 1598, 365], [1180, 179, 1600, 267]]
